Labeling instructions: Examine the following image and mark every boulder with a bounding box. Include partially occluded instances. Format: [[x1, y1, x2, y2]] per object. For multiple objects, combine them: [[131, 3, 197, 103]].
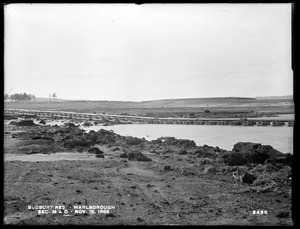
[[39, 119, 46, 124], [241, 172, 257, 184], [85, 132, 99, 145], [157, 137, 196, 148], [194, 145, 219, 158], [59, 126, 85, 135], [125, 137, 143, 145], [233, 142, 261, 152], [162, 149, 173, 154], [120, 153, 128, 158], [136, 154, 152, 162], [9, 120, 36, 126], [214, 146, 221, 152], [95, 129, 119, 145], [265, 154, 293, 165], [31, 135, 42, 140], [178, 149, 188, 155], [233, 142, 284, 159], [76, 148, 84, 153], [88, 147, 104, 154], [199, 158, 214, 165], [222, 152, 248, 166], [22, 114, 37, 119], [64, 122, 77, 128], [197, 151, 215, 158], [164, 165, 172, 171], [63, 137, 88, 148], [30, 134, 54, 141], [83, 121, 93, 126], [202, 165, 217, 174], [223, 142, 289, 166], [151, 139, 163, 145], [194, 149, 203, 154], [127, 152, 152, 162]]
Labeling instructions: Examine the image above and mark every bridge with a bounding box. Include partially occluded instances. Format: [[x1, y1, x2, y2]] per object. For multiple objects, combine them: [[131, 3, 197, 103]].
[[4, 109, 294, 127]]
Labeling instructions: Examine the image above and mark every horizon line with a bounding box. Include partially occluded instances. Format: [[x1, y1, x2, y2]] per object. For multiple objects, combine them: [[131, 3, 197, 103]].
[[28, 95, 293, 103]]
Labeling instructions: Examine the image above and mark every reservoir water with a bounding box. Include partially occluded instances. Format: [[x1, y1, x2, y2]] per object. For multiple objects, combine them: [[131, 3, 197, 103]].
[[83, 124, 294, 154]]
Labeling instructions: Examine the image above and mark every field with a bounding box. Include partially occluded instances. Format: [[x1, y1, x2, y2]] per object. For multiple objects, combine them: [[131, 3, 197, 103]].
[[4, 97, 294, 118]]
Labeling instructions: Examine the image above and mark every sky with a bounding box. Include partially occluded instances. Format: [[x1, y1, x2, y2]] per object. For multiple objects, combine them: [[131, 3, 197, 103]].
[[4, 3, 293, 101]]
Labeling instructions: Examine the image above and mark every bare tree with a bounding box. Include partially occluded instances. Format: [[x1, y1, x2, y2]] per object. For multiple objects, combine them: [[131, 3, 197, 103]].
[[52, 93, 57, 102]]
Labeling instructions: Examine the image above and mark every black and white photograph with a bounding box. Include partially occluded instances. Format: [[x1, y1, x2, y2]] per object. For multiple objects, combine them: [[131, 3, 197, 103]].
[[3, 3, 294, 225]]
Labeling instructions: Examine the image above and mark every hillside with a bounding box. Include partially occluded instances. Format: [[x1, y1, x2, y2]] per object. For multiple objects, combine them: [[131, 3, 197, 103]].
[[139, 97, 257, 108], [5, 96, 294, 116], [256, 95, 293, 100]]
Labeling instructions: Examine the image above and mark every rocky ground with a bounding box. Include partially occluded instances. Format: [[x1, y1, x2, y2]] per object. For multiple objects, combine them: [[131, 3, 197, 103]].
[[3, 117, 293, 225]]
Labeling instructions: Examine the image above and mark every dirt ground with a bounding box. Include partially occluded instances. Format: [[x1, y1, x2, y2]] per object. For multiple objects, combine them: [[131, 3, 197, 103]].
[[3, 120, 293, 225]]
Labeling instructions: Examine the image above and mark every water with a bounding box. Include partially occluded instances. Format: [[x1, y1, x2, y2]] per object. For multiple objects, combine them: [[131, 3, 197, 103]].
[[248, 114, 294, 121], [83, 124, 294, 154], [6, 115, 294, 154]]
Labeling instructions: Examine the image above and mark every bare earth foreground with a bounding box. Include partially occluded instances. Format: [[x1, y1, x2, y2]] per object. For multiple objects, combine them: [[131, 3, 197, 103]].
[[3, 118, 293, 225]]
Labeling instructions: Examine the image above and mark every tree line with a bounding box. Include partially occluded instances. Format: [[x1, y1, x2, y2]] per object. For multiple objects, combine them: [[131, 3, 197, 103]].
[[4, 93, 36, 102], [5, 92, 58, 102]]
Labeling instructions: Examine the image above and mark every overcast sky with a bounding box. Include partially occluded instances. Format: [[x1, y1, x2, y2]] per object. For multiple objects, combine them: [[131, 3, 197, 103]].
[[4, 3, 292, 101]]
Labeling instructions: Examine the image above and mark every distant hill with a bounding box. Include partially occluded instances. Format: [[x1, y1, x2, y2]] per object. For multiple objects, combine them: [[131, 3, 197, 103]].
[[256, 95, 293, 100], [141, 97, 256, 102], [29, 96, 259, 108], [138, 97, 257, 108], [34, 97, 72, 102], [30, 96, 292, 108], [6, 96, 294, 113]]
